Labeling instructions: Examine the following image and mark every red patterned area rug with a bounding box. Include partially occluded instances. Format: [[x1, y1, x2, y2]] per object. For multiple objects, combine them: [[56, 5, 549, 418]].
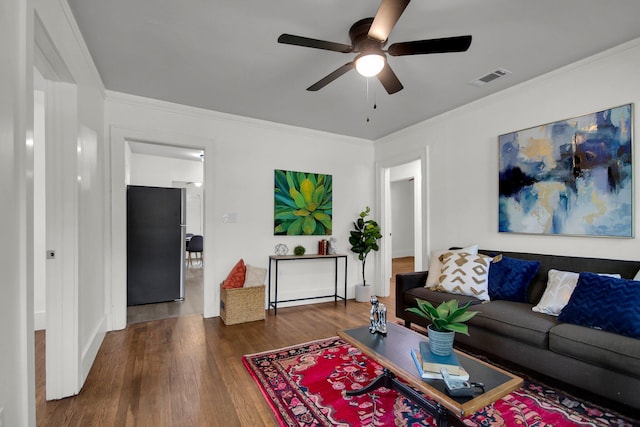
[[243, 337, 639, 427]]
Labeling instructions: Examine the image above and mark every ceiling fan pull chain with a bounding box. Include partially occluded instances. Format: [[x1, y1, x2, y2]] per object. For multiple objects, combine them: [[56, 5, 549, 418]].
[[366, 78, 371, 123], [366, 77, 370, 103]]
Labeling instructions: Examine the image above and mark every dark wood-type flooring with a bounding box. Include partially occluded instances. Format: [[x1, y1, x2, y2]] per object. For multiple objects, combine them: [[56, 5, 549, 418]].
[[36, 258, 412, 426]]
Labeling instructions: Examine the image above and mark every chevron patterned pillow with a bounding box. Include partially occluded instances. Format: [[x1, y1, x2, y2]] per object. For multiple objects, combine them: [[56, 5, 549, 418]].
[[424, 244, 479, 288], [436, 252, 492, 301], [558, 272, 640, 339]]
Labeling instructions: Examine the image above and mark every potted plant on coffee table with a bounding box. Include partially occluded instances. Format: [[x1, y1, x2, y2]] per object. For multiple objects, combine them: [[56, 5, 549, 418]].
[[349, 206, 382, 302], [405, 299, 478, 356]]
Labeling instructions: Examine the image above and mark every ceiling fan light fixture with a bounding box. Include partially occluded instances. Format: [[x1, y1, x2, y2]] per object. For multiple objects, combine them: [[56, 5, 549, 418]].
[[355, 53, 385, 77]]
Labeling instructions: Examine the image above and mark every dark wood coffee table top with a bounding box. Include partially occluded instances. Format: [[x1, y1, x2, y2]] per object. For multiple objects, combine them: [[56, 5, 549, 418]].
[[338, 323, 523, 418]]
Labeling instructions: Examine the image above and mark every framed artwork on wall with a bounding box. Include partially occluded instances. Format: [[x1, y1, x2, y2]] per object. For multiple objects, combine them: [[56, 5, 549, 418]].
[[274, 169, 332, 235], [498, 103, 633, 237]]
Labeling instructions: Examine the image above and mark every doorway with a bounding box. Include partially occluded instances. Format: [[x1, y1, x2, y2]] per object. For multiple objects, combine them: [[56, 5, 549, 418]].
[[391, 178, 415, 271], [109, 128, 215, 331], [124, 142, 205, 324], [378, 155, 425, 297]]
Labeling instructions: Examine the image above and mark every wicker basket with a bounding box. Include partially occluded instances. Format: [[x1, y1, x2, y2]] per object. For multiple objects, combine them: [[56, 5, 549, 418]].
[[220, 284, 266, 325]]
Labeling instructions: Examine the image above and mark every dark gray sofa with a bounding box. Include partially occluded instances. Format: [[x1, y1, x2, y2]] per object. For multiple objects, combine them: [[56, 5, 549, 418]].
[[395, 249, 640, 410]]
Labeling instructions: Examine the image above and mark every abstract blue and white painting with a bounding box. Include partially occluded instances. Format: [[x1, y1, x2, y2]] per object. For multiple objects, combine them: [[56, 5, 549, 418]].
[[499, 104, 633, 237]]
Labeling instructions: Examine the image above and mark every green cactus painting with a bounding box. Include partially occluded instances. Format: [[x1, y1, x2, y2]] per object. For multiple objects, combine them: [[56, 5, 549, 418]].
[[274, 169, 332, 235]]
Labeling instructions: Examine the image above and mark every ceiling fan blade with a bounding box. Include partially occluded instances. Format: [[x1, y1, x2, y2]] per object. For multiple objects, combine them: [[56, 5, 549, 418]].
[[307, 62, 355, 91], [388, 35, 472, 56], [278, 34, 353, 53], [368, 0, 410, 43], [377, 63, 403, 94]]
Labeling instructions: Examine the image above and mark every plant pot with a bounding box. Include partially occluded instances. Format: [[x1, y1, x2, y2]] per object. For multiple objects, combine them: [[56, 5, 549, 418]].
[[427, 324, 455, 356], [355, 284, 372, 302]]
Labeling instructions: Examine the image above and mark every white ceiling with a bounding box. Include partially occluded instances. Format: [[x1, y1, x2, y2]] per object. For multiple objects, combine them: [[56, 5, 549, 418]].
[[67, 0, 640, 140]]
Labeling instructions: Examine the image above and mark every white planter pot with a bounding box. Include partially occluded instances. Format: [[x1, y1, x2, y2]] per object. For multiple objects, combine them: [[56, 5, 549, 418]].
[[355, 284, 372, 302]]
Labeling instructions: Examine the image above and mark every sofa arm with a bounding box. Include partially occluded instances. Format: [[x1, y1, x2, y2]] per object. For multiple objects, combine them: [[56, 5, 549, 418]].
[[395, 271, 429, 319]]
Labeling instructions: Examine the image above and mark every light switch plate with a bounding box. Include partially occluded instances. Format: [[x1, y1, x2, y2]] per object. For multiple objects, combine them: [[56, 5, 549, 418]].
[[222, 212, 238, 223]]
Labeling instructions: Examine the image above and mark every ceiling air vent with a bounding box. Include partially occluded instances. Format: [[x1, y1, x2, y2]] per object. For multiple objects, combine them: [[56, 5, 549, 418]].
[[469, 67, 511, 87]]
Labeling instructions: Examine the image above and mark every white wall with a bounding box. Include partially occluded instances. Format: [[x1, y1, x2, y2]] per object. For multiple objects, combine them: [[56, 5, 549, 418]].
[[106, 92, 376, 321], [130, 153, 203, 187], [0, 1, 33, 425], [389, 160, 420, 259], [391, 180, 414, 258], [376, 38, 640, 268]]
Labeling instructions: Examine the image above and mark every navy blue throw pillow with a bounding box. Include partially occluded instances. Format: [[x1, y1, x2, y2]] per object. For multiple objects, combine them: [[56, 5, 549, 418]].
[[488, 255, 540, 302], [558, 272, 640, 339]]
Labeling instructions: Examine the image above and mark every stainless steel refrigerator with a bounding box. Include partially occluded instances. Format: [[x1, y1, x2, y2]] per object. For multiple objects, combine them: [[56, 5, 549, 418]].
[[127, 185, 186, 305]]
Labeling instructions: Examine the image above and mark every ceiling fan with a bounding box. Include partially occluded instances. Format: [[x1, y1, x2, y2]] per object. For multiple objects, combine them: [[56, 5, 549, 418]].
[[277, 0, 472, 94]]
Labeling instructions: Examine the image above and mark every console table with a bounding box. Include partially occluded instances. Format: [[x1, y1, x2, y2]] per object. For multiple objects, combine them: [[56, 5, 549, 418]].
[[267, 254, 347, 315]]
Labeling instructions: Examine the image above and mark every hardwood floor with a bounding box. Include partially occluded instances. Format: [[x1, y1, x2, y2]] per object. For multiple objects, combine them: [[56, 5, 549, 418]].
[[36, 258, 414, 426]]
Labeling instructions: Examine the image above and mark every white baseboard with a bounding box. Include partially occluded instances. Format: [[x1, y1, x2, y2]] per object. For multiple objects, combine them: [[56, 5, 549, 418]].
[[81, 316, 107, 385], [34, 310, 46, 331], [392, 250, 415, 258]]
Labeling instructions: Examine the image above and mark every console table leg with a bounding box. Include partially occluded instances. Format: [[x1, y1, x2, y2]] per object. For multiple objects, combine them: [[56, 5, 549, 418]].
[[273, 260, 278, 315], [267, 259, 272, 313], [334, 257, 338, 303]]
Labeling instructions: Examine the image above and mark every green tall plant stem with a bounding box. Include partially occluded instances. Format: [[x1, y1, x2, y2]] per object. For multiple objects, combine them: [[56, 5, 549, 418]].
[[348, 206, 382, 286]]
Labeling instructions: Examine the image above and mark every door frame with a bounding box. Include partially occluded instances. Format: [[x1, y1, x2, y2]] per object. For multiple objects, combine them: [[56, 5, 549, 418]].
[[375, 148, 428, 296], [108, 126, 215, 330]]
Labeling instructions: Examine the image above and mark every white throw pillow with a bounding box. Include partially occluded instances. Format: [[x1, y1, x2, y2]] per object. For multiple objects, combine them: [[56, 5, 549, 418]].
[[435, 252, 492, 301], [532, 269, 621, 316], [425, 244, 479, 288], [634, 268, 640, 281], [244, 264, 267, 287]]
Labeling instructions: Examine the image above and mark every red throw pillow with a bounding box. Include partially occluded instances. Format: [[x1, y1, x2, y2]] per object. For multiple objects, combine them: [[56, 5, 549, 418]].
[[222, 259, 246, 289]]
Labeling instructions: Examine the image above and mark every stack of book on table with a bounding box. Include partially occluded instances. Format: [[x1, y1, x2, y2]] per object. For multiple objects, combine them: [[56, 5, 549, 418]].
[[411, 341, 469, 380]]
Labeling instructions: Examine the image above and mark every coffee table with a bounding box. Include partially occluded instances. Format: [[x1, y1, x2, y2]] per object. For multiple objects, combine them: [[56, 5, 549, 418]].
[[338, 323, 523, 427]]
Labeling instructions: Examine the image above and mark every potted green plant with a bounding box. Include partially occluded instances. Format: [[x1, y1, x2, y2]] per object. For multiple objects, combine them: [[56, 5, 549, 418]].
[[405, 299, 479, 356], [349, 206, 382, 302]]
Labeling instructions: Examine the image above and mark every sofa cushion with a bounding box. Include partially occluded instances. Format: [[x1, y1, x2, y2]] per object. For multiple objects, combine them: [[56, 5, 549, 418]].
[[435, 252, 492, 301], [488, 254, 540, 303], [404, 287, 481, 310], [550, 323, 640, 378], [468, 301, 559, 348], [425, 244, 478, 288], [558, 272, 640, 339]]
